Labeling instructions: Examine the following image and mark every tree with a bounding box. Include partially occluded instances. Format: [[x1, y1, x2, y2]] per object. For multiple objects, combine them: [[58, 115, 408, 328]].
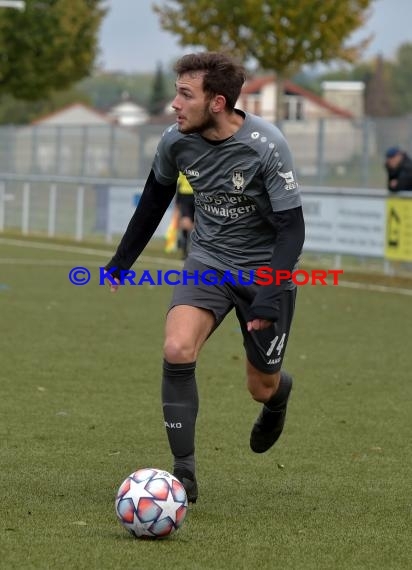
[[153, 0, 373, 120], [364, 55, 392, 117], [0, 0, 106, 100], [390, 43, 412, 116], [148, 62, 170, 116]]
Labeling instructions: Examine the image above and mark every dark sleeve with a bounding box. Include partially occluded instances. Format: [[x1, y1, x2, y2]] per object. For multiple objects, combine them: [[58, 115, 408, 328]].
[[105, 169, 176, 277], [397, 163, 412, 190], [249, 206, 305, 322]]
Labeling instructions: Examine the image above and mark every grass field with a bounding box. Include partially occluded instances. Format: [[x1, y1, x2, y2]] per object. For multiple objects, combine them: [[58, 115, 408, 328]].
[[1, 235, 412, 570]]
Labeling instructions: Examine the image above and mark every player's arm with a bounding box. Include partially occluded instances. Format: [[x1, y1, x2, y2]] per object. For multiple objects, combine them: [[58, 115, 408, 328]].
[[248, 206, 305, 323], [105, 169, 177, 279], [247, 128, 305, 324]]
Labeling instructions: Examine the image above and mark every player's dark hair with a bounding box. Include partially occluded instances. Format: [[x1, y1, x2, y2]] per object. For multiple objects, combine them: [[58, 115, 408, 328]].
[[174, 52, 246, 111]]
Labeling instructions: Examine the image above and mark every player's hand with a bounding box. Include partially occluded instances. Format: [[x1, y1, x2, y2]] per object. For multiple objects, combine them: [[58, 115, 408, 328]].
[[247, 318, 272, 332], [108, 276, 120, 293]]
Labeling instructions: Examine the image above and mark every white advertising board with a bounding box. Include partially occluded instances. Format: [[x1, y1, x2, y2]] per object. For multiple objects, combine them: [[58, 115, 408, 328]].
[[301, 194, 386, 257], [107, 186, 386, 257]]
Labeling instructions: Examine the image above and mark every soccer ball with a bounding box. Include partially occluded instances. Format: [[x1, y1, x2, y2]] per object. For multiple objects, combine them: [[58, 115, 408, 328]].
[[115, 468, 188, 539]]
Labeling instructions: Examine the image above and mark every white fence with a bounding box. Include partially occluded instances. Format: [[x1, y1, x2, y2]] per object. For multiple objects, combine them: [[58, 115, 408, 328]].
[[0, 174, 411, 271], [1, 117, 412, 189]]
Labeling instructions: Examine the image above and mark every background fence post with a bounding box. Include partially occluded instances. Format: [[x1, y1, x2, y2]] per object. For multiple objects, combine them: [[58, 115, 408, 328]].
[[22, 182, 30, 234], [48, 183, 57, 237], [317, 118, 325, 186], [0, 181, 5, 232], [362, 118, 370, 188], [75, 185, 84, 241]]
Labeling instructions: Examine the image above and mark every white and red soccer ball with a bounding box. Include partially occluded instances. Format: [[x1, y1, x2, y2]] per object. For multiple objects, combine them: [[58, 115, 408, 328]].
[[115, 468, 188, 538]]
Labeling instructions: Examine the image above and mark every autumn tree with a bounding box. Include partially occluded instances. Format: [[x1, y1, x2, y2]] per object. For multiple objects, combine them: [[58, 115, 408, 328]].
[[0, 0, 106, 100], [153, 0, 373, 120]]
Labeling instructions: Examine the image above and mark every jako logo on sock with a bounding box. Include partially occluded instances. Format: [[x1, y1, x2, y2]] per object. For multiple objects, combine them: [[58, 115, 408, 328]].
[[164, 421, 182, 429]]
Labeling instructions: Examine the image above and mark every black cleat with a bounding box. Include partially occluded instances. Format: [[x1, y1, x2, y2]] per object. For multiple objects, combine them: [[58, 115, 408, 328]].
[[250, 374, 293, 454], [173, 468, 198, 504]]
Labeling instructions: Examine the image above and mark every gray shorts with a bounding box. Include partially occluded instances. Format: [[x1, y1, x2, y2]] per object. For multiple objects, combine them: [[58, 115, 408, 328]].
[[169, 257, 297, 374]]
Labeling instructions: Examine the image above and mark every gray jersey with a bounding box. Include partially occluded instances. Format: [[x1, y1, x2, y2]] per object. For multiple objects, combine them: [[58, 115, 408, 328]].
[[152, 111, 301, 272]]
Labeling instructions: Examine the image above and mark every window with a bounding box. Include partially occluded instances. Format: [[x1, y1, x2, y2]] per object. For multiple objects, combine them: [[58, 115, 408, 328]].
[[283, 95, 304, 120]]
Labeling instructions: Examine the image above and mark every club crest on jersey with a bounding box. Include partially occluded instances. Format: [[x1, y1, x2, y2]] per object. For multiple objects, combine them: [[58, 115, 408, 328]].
[[232, 170, 245, 193]]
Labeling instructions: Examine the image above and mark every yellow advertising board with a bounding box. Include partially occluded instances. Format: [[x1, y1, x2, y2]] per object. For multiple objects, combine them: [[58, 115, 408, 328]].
[[385, 198, 412, 261]]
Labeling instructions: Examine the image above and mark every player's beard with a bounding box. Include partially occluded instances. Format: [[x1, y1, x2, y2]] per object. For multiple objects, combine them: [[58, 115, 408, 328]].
[[178, 105, 217, 135]]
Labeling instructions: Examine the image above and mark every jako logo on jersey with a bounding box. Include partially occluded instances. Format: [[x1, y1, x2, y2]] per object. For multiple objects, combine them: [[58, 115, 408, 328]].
[[278, 170, 297, 190], [232, 170, 245, 193], [164, 421, 182, 429], [184, 168, 199, 177]]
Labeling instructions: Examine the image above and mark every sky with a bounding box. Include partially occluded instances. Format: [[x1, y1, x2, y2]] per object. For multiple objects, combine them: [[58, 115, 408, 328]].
[[99, 0, 412, 73]]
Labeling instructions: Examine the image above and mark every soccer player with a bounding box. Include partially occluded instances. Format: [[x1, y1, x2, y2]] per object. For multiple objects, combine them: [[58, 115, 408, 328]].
[[105, 52, 305, 504]]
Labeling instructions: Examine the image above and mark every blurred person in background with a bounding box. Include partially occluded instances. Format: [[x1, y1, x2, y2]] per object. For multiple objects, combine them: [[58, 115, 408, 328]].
[[164, 172, 195, 258], [175, 172, 195, 258], [384, 146, 412, 192]]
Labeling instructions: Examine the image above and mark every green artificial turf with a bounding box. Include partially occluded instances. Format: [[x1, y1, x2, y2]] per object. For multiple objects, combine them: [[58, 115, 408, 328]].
[[0, 237, 411, 569]]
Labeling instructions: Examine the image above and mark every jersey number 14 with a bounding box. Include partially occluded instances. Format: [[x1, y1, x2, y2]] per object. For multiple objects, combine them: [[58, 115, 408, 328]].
[[266, 333, 286, 357]]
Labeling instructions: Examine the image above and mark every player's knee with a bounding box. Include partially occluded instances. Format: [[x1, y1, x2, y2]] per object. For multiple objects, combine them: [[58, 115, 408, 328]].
[[163, 336, 197, 363]]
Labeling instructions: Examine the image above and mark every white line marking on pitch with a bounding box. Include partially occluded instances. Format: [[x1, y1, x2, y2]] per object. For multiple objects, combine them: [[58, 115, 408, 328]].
[[0, 237, 183, 268], [338, 280, 412, 296], [1, 237, 411, 296]]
